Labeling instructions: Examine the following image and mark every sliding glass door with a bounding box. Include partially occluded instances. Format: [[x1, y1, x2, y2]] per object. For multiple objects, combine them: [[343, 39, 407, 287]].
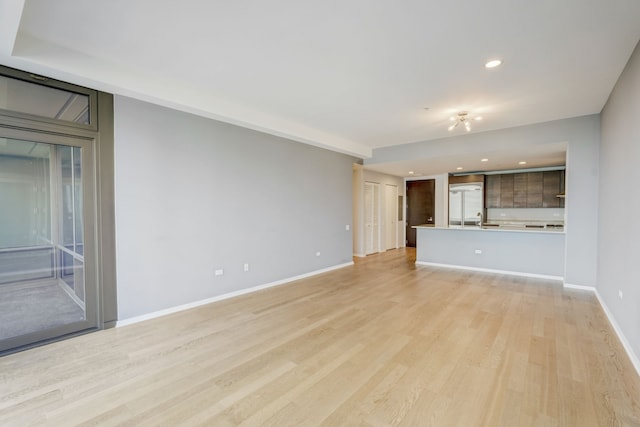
[[0, 132, 97, 352]]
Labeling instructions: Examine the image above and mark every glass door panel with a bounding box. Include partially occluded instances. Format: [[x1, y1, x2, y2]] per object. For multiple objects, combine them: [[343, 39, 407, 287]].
[[0, 135, 95, 350]]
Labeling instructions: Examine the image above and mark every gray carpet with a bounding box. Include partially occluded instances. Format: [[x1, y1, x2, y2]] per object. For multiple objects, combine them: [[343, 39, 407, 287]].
[[0, 281, 85, 340]]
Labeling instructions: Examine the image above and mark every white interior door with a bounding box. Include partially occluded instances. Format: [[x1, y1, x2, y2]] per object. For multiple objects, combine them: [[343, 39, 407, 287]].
[[364, 182, 380, 255], [385, 184, 398, 250]]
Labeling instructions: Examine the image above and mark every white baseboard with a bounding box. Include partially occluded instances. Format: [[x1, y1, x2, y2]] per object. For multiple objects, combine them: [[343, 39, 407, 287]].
[[414, 261, 563, 281], [594, 290, 640, 378], [562, 282, 596, 292], [116, 261, 354, 328], [353, 253, 366, 258]]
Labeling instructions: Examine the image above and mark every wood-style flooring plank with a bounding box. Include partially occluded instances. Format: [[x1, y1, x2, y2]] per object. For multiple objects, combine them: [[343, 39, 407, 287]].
[[1, 248, 639, 426]]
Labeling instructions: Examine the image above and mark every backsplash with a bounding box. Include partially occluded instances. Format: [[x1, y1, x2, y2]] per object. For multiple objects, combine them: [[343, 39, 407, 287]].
[[486, 208, 565, 224]]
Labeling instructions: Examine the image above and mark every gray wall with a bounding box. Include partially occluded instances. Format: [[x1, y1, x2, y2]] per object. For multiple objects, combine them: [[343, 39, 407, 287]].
[[114, 96, 355, 320], [563, 118, 600, 288], [416, 228, 565, 278], [366, 115, 601, 287], [599, 40, 640, 363]]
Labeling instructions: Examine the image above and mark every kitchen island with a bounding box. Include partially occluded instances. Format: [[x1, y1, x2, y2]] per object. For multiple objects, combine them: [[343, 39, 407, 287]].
[[413, 225, 565, 279]]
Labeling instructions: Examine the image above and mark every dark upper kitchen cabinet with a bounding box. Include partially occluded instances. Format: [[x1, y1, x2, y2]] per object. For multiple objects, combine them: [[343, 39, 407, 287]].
[[500, 174, 514, 208], [513, 173, 528, 208], [526, 172, 543, 208], [485, 170, 564, 209], [485, 174, 501, 208]]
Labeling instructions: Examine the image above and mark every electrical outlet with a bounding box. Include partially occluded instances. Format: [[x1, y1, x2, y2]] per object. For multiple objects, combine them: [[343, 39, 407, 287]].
[[474, 249, 482, 254], [619, 290, 623, 299], [345, 224, 350, 231], [215, 269, 224, 276], [244, 263, 249, 272], [315, 251, 321, 257]]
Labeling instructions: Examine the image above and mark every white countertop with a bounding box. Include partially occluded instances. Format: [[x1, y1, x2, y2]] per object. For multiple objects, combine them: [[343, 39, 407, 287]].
[[413, 224, 565, 234]]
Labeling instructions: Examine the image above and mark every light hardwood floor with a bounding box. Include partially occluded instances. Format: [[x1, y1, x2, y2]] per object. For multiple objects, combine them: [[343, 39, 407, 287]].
[[1, 248, 639, 426]]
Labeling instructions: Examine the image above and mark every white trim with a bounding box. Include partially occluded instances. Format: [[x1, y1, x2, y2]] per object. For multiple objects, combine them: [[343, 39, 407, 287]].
[[414, 261, 563, 281], [353, 253, 366, 258], [594, 289, 640, 378], [562, 282, 596, 292], [116, 261, 354, 328]]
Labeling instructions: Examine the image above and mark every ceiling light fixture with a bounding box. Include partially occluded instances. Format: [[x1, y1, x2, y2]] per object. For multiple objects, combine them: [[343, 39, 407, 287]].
[[485, 59, 502, 69], [456, 167, 463, 170], [448, 111, 472, 132], [518, 161, 527, 165], [408, 171, 414, 175], [481, 158, 489, 162]]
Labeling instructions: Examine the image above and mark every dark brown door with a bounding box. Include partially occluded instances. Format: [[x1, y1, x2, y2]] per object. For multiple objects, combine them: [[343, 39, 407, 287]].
[[406, 179, 435, 247]]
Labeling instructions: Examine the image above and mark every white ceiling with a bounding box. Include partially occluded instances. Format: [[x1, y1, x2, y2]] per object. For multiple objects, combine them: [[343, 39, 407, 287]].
[[364, 142, 568, 177], [1, 0, 639, 175]]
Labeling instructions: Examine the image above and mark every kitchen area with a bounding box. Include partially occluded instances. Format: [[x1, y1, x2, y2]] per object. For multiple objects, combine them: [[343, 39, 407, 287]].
[[362, 115, 599, 290], [414, 168, 567, 279]]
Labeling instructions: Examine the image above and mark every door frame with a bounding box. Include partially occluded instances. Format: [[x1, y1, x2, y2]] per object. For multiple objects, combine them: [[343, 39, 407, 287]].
[[405, 179, 436, 247], [0, 130, 99, 352], [0, 65, 116, 355]]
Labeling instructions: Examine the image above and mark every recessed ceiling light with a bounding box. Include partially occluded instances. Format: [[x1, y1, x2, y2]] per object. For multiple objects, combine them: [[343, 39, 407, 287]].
[[481, 158, 489, 162], [474, 116, 483, 121], [518, 161, 527, 165], [408, 171, 414, 175], [485, 59, 502, 69], [456, 167, 463, 170]]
